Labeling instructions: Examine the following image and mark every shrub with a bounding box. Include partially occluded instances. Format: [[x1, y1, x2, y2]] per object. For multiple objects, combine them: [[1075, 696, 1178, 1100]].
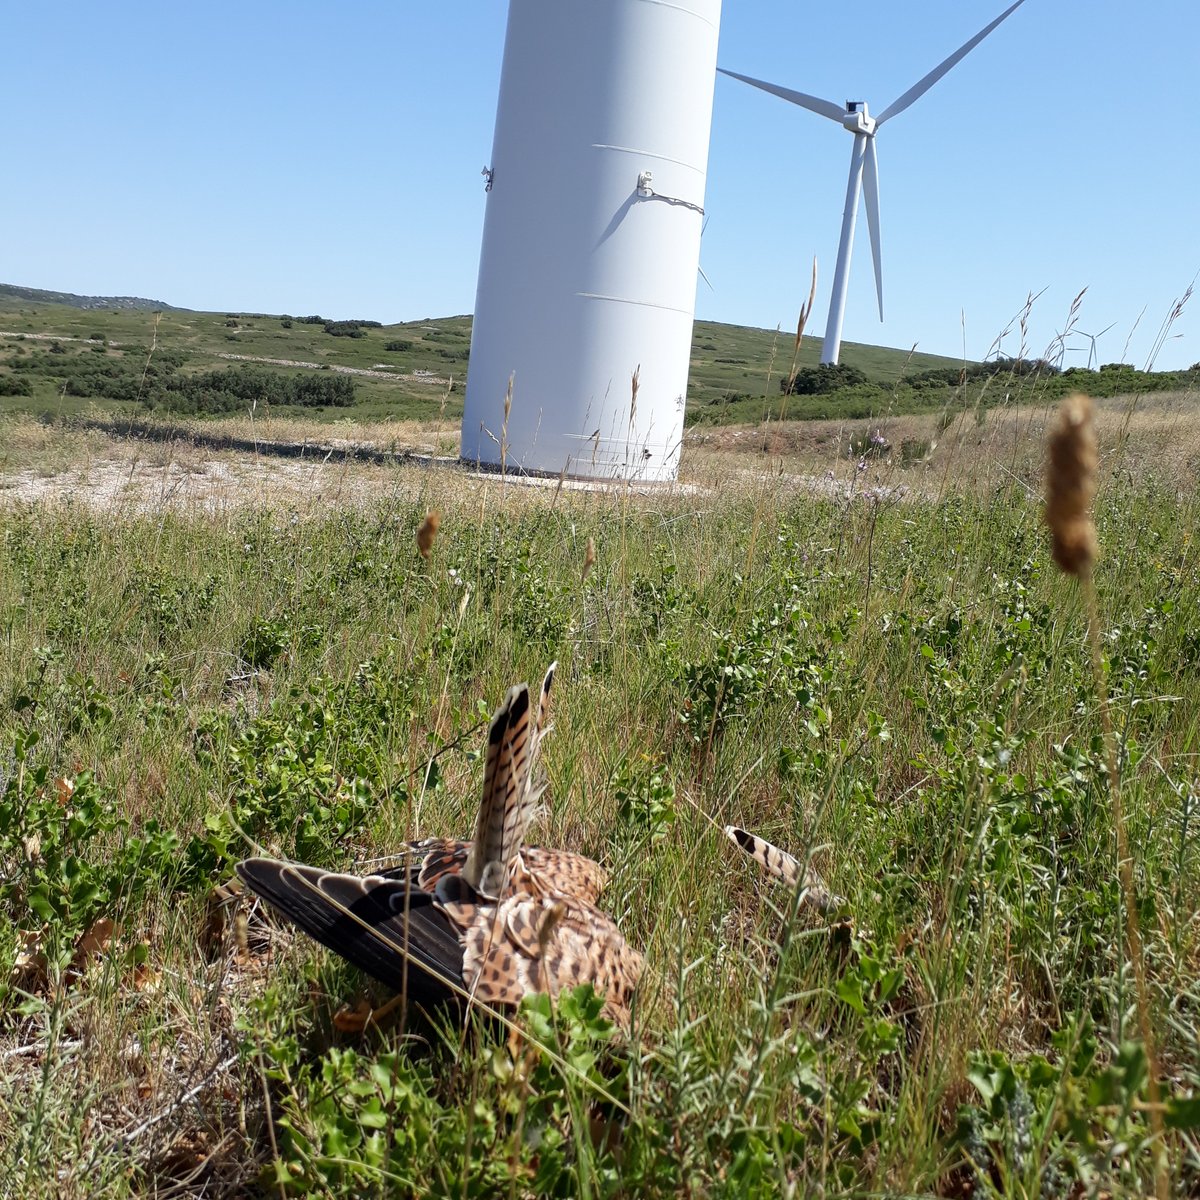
[[782, 363, 868, 395], [0, 373, 32, 396], [323, 321, 367, 338], [148, 365, 357, 414], [384, 340, 413, 352]]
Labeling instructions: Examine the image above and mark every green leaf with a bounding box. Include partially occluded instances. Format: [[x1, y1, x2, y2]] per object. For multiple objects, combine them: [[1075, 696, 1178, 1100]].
[[1165, 1094, 1200, 1130], [28, 887, 58, 923], [836, 973, 866, 1015]]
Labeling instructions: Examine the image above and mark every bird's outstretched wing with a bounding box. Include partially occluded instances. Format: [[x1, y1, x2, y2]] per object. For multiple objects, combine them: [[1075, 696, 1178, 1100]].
[[235, 858, 466, 1008], [463, 682, 532, 895]]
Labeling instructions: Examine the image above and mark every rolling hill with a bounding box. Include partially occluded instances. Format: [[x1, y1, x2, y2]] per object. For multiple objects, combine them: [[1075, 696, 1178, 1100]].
[[0, 283, 977, 424]]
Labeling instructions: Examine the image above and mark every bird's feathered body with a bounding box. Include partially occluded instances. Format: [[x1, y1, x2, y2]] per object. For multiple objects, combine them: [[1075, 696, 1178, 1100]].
[[236, 667, 642, 1029], [402, 836, 609, 906]]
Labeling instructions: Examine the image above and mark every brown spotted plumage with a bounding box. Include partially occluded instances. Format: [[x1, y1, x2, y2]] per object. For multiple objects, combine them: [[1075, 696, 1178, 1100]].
[[724, 825, 843, 915], [406, 837, 608, 906], [236, 668, 641, 1029]]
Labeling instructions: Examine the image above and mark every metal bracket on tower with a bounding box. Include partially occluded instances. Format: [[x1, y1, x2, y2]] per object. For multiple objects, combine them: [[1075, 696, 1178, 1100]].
[[635, 169, 704, 215], [481, 165, 494, 192]]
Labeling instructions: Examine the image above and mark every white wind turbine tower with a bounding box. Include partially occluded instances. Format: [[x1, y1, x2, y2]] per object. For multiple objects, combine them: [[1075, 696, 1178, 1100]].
[[721, 0, 1028, 365]]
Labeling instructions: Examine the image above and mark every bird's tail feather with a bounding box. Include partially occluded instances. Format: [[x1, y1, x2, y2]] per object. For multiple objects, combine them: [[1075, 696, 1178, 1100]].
[[724, 825, 842, 914], [464, 664, 557, 895]]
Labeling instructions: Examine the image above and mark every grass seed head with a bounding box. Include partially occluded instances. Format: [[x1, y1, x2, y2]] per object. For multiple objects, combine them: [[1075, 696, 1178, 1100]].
[[416, 509, 441, 559], [1045, 392, 1098, 577], [581, 536, 596, 583]]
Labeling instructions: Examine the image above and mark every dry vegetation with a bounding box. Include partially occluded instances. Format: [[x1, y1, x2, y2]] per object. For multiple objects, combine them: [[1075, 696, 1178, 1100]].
[[4, 389, 1198, 513]]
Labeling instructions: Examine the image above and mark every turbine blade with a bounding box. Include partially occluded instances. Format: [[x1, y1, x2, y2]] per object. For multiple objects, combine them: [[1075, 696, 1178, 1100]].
[[717, 68, 845, 124], [874, 0, 1028, 126], [862, 138, 884, 321], [697, 263, 714, 292]]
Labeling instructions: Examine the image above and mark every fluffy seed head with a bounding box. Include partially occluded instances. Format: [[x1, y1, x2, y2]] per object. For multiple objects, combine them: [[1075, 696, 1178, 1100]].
[[416, 509, 441, 559], [581, 537, 596, 583], [1045, 393, 1098, 578]]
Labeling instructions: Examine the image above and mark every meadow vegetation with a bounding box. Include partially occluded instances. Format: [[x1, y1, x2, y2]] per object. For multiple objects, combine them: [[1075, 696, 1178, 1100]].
[[1, 376, 1198, 1196]]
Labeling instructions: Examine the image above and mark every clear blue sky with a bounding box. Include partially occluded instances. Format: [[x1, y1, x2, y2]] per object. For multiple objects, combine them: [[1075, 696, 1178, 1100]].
[[4, 2, 1198, 370]]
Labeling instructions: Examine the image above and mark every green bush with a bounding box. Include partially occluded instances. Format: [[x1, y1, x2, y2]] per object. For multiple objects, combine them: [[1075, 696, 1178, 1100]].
[[323, 321, 367, 338], [149, 365, 357, 415], [783, 362, 869, 395], [0, 373, 32, 396]]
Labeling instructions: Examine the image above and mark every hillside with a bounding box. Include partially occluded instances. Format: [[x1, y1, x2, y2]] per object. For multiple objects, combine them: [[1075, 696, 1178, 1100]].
[[0, 282, 184, 313], [0, 286, 974, 424], [7, 284, 1187, 427]]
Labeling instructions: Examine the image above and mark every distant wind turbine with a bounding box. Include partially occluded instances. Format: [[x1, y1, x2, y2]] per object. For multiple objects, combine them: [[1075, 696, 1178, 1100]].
[[721, 0, 1028, 366]]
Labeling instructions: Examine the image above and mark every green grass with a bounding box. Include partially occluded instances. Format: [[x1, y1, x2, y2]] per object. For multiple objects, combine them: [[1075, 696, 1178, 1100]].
[[1, 423, 1197, 1195]]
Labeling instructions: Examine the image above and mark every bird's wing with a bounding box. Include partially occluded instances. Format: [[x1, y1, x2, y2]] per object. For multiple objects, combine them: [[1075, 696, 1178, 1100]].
[[396, 840, 607, 906], [526, 661, 556, 791], [462, 665, 558, 897], [410, 838, 470, 891], [236, 857, 466, 1006]]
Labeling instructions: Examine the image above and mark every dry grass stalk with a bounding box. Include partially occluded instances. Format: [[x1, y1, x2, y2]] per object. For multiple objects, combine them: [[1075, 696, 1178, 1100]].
[[416, 509, 441, 559], [783, 256, 819, 399], [1045, 391, 1167, 1200], [1044, 392, 1099, 577], [581, 536, 596, 584]]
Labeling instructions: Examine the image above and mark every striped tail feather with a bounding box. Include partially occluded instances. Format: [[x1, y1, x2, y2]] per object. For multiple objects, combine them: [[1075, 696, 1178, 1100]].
[[724, 825, 842, 915], [236, 858, 466, 1007], [528, 661, 556, 785], [510, 661, 557, 845], [463, 682, 532, 894], [463, 664, 557, 898]]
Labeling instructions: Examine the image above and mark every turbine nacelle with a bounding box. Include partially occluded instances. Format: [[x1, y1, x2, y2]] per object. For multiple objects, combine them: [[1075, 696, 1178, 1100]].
[[842, 102, 875, 137]]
